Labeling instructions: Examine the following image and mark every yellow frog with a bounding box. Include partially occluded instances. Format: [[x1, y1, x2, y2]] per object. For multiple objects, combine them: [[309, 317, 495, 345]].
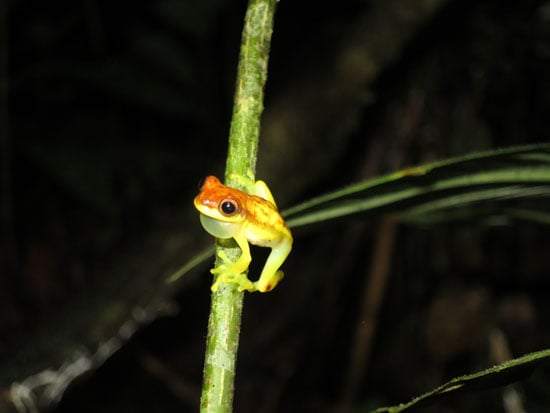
[[194, 176, 293, 292]]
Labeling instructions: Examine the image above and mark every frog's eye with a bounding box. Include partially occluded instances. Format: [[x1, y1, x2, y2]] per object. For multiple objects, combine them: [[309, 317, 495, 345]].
[[219, 198, 239, 216]]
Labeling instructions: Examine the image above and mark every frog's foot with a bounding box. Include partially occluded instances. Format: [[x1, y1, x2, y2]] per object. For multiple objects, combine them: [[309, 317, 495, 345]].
[[210, 249, 254, 291], [209, 252, 231, 277], [210, 251, 239, 273], [210, 271, 256, 292], [214, 250, 249, 273], [254, 270, 284, 293]]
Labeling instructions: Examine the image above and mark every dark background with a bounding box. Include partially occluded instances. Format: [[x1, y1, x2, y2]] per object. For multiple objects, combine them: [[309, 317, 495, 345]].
[[2, 0, 550, 412]]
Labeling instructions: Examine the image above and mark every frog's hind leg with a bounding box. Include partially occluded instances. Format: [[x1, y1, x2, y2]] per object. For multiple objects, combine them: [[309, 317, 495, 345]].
[[254, 238, 292, 292]]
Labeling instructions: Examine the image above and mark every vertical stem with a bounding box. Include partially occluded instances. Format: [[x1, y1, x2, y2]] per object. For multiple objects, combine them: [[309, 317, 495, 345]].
[[225, 0, 276, 182], [200, 1, 277, 412]]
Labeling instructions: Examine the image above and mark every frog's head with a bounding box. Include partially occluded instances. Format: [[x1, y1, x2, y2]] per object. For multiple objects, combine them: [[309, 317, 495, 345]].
[[194, 176, 246, 239]]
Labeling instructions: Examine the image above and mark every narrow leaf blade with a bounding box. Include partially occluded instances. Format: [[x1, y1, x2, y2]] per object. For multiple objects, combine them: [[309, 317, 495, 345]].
[[372, 349, 550, 412]]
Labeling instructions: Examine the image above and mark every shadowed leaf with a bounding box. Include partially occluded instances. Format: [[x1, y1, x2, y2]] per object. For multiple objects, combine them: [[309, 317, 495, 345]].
[[372, 349, 550, 412], [283, 143, 550, 228]]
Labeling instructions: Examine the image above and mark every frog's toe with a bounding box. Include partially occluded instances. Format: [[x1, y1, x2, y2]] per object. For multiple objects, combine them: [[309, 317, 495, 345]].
[[255, 270, 284, 293], [233, 273, 255, 292], [210, 273, 232, 291], [210, 266, 222, 275], [210, 272, 255, 292], [216, 250, 229, 261], [210, 261, 231, 275]]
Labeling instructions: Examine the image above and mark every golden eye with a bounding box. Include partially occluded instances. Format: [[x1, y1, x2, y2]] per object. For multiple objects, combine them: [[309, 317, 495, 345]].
[[219, 199, 239, 216]]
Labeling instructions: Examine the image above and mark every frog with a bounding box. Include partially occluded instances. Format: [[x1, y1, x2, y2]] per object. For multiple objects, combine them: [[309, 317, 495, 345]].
[[194, 175, 293, 293]]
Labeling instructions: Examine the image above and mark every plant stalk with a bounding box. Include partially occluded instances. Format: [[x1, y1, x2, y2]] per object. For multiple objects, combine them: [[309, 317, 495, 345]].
[[200, 0, 278, 412]]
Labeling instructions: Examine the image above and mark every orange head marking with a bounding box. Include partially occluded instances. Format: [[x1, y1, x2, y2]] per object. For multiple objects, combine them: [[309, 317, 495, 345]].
[[194, 176, 248, 221]]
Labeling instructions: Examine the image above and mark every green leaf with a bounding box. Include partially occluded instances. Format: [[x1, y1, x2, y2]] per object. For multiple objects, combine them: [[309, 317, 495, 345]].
[[282, 143, 550, 228], [372, 349, 550, 412], [166, 245, 215, 283], [400, 206, 550, 226]]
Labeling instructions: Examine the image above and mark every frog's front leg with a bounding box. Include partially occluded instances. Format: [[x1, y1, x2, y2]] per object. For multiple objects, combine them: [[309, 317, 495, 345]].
[[210, 233, 256, 292]]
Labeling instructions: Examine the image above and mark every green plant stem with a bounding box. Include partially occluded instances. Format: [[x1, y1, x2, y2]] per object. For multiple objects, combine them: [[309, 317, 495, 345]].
[[200, 0, 278, 412], [225, 0, 276, 179]]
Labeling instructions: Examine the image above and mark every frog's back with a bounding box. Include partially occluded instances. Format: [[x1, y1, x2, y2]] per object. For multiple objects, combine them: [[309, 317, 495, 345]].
[[244, 195, 291, 247]]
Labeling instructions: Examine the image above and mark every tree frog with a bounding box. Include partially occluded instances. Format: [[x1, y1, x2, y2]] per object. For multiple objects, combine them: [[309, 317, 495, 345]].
[[194, 175, 293, 293]]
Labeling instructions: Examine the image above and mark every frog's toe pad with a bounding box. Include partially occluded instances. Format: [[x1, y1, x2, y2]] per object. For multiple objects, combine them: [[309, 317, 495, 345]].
[[255, 270, 284, 293], [216, 250, 230, 261]]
